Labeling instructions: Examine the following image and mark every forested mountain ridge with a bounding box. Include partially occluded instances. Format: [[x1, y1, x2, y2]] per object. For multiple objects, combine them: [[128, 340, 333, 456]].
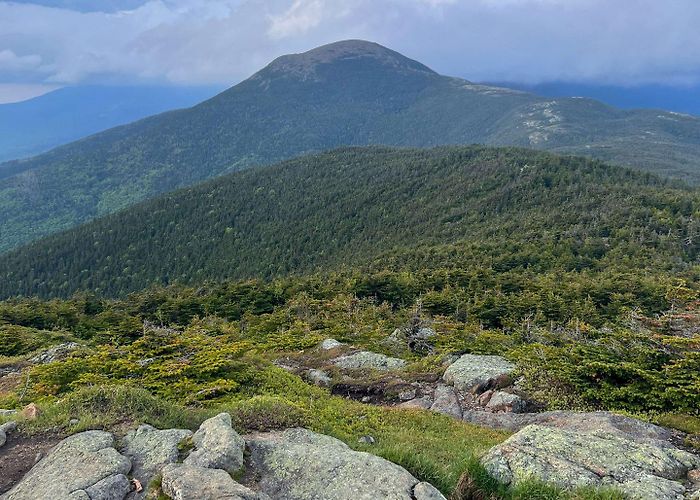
[[1, 40, 700, 253], [2, 145, 699, 300]]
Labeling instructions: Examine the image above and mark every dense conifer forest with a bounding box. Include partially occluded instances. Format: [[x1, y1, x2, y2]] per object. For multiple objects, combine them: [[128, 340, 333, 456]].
[[1, 146, 698, 302]]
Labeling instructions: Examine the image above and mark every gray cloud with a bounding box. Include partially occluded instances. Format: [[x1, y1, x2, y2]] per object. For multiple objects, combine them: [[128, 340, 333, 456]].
[[0, 0, 699, 87]]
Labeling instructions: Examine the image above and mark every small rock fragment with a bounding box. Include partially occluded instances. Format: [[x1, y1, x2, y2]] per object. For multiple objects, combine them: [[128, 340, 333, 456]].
[[358, 435, 376, 445], [20, 403, 40, 420], [397, 388, 417, 401], [689, 469, 700, 485], [477, 390, 494, 406]]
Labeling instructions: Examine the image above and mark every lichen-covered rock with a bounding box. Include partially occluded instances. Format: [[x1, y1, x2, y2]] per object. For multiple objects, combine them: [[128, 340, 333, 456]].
[[464, 410, 683, 441], [442, 354, 514, 394], [413, 482, 446, 500], [333, 351, 406, 371], [306, 369, 332, 387], [0, 409, 17, 418], [184, 413, 244, 474], [122, 424, 192, 498], [2, 430, 131, 500], [84, 474, 132, 500], [161, 464, 265, 500], [415, 328, 436, 339], [616, 474, 687, 500], [485, 391, 526, 413], [0, 420, 16, 448], [245, 428, 446, 500], [29, 342, 80, 364], [429, 384, 462, 419], [320, 339, 343, 350], [481, 422, 700, 500]]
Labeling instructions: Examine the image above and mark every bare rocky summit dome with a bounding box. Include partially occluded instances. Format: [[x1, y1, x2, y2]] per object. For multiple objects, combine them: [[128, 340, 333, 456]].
[[259, 39, 437, 80]]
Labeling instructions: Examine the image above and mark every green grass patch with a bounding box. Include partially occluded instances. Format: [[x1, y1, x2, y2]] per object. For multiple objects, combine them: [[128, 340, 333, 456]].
[[655, 413, 700, 451], [23, 385, 209, 434]]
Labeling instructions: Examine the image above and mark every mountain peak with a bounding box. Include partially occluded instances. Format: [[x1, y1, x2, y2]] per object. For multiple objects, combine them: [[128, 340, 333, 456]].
[[259, 40, 437, 79]]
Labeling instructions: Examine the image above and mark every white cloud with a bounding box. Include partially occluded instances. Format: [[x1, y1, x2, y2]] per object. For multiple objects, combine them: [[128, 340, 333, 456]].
[[0, 49, 42, 72], [0, 82, 60, 103], [0, 0, 698, 86], [268, 0, 326, 39]]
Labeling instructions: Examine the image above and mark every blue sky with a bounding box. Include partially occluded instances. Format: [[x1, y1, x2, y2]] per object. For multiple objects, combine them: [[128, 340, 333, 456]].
[[1, 0, 700, 102]]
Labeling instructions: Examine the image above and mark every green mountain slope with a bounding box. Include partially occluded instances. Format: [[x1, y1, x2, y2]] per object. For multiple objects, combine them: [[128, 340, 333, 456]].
[[1, 40, 700, 253], [2, 145, 699, 299]]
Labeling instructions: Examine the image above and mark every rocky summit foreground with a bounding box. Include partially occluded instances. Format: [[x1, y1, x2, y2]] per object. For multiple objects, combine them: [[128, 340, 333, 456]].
[[1, 413, 446, 500]]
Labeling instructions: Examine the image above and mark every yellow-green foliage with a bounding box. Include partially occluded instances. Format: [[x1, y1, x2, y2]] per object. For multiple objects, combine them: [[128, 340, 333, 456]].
[[2, 273, 699, 499], [0, 324, 76, 357]]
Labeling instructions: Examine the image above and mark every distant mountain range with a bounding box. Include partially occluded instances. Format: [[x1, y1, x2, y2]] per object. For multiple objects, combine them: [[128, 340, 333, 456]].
[[1, 145, 697, 299], [492, 82, 700, 117], [1, 39, 699, 253], [0, 85, 221, 163]]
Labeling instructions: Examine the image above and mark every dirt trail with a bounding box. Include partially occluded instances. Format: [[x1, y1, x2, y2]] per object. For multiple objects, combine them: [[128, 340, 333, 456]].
[[0, 431, 62, 494]]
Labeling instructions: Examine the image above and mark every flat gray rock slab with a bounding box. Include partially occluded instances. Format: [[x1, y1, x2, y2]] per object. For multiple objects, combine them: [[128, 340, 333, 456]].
[[332, 351, 406, 371], [122, 424, 192, 498], [2, 430, 131, 500], [161, 464, 266, 500], [85, 474, 132, 500], [245, 428, 445, 500], [442, 354, 514, 393], [184, 413, 244, 474], [398, 396, 433, 410], [482, 419, 700, 500], [464, 410, 681, 444], [429, 384, 462, 419]]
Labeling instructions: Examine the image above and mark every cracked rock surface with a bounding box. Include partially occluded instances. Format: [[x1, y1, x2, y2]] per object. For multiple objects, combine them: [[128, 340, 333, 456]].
[[1, 431, 131, 500], [245, 428, 446, 500], [122, 424, 192, 499], [183, 412, 245, 473], [481, 417, 700, 500]]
